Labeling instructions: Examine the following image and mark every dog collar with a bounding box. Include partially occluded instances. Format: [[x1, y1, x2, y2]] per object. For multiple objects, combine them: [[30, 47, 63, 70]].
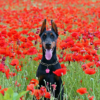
[[40, 60, 58, 73], [40, 60, 58, 67]]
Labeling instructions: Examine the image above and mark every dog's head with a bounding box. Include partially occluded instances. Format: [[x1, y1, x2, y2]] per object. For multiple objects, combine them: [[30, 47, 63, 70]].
[[39, 19, 58, 60]]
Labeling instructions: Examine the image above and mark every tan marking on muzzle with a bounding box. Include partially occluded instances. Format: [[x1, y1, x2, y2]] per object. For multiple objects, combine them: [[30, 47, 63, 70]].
[[51, 41, 56, 49], [42, 42, 46, 49]]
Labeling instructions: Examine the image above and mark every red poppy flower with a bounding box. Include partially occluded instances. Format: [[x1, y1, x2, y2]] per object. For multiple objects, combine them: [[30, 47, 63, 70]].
[[0, 85, 1, 89], [10, 59, 19, 66], [20, 37, 27, 42], [26, 84, 34, 93], [88, 94, 94, 100], [28, 36, 35, 41], [80, 49, 86, 55], [71, 32, 79, 39], [25, 41, 34, 48], [40, 86, 47, 96], [29, 79, 39, 86], [0, 63, 5, 72], [32, 89, 42, 99], [86, 62, 94, 68], [71, 46, 80, 52], [45, 92, 51, 99], [33, 53, 42, 61], [72, 53, 84, 61], [53, 68, 66, 76], [4, 68, 10, 79], [0, 88, 8, 95], [94, 39, 100, 46], [10, 72, 16, 77], [15, 65, 22, 72], [96, 61, 100, 67], [15, 81, 21, 87], [91, 50, 97, 56], [84, 54, 93, 61], [81, 64, 88, 71], [85, 68, 96, 75], [20, 96, 24, 100], [27, 47, 37, 55], [76, 88, 88, 95], [61, 64, 66, 69], [61, 64, 69, 71], [65, 54, 72, 62]]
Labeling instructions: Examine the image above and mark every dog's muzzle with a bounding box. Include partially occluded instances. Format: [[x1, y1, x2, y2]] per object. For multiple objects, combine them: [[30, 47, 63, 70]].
[[44, 44, 54, 60], [45, 43, 51, 50]]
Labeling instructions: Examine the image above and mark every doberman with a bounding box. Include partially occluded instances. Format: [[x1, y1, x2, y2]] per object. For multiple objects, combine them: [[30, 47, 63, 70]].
[[35, 19, 64, 100]]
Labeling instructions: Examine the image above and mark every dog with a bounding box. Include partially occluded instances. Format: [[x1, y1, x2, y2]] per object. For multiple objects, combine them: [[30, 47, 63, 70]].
[[35, 19, 64, 100]]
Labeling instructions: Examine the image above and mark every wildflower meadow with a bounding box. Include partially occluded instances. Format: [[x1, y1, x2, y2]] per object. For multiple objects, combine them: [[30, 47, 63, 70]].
[[0, 0, 100, 100]]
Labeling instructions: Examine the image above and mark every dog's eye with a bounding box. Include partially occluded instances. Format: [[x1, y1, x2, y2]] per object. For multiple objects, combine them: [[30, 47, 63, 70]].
[[51, 34, 54, 38], [43, 35, 46, 39]]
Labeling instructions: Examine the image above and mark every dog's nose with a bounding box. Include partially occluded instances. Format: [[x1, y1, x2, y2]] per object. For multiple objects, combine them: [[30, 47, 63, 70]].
[[46, 43, 51, 49]]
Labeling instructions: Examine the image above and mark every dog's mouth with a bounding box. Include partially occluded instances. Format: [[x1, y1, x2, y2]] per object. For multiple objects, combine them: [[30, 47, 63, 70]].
[[42, 41, 55, 60], [44, 48, 53, 60]]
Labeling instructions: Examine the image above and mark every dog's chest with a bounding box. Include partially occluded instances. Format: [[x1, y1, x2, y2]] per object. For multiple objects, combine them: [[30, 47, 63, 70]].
[[37, 64, 60, 83], [37, 64, 59, 76]]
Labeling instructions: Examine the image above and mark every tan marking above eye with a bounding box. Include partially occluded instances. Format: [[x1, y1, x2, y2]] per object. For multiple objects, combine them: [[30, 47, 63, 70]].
[[44, 33, 47, 35], [50, 33, 53, 35]]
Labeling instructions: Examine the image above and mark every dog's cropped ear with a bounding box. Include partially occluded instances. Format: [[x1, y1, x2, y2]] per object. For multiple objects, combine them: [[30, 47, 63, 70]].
[[39, 19, 46, 37], [51, 20, 58, 37]]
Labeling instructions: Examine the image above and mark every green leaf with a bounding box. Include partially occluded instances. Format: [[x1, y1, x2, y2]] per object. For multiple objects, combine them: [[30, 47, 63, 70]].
[[5, 87, 13, 95], [16, 91, 28, 100], [0, 93, 4, 100], [12, 93, 18, 100], [4, 93, 10, 100], [4, 87, 14, 99]]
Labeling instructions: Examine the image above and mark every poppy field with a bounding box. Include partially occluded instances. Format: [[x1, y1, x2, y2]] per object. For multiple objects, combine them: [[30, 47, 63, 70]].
[[0, 0, 100, 100]]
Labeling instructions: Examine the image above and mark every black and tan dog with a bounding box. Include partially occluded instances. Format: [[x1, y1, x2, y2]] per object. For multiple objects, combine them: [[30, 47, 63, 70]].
[[35, 19, 63, 100]]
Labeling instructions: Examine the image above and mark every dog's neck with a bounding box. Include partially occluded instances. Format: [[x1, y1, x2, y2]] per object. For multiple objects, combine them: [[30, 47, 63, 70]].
[[41, 46, 57, 64]]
